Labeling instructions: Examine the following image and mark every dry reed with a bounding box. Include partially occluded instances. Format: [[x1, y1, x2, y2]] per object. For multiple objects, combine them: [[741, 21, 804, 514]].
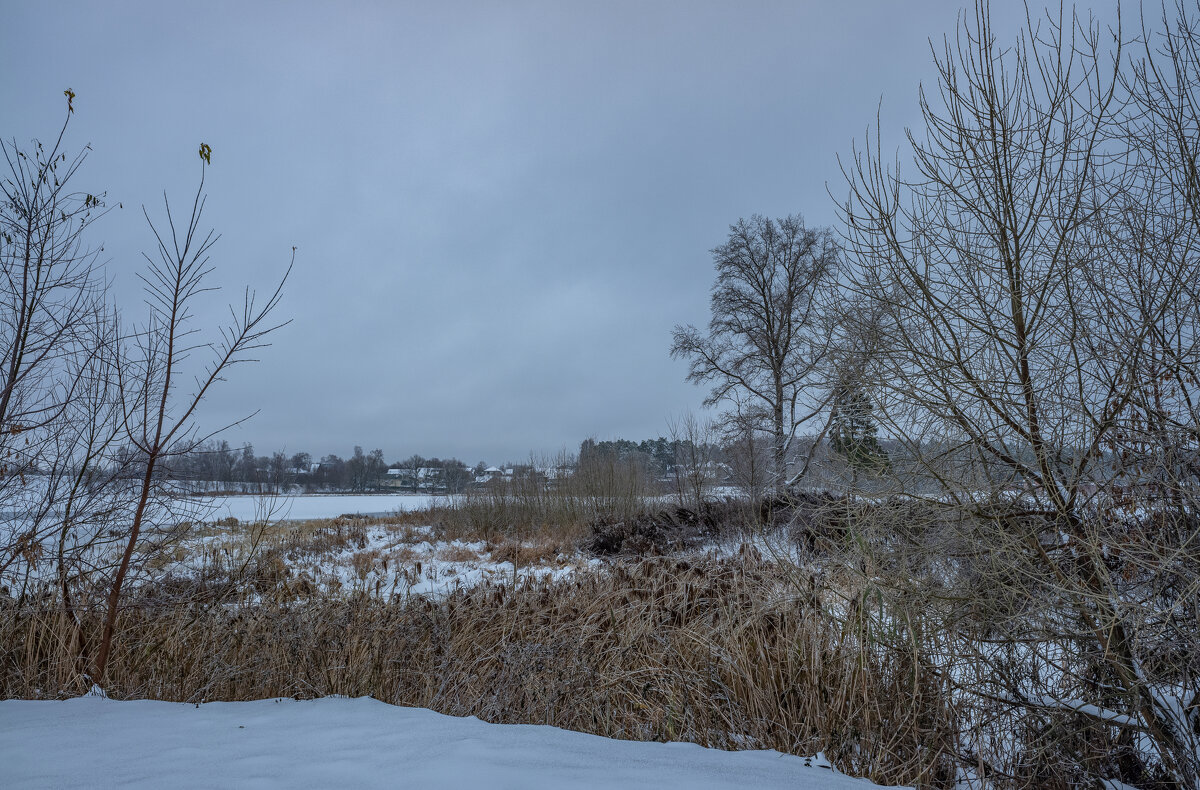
[[0, 551, 956, 788]]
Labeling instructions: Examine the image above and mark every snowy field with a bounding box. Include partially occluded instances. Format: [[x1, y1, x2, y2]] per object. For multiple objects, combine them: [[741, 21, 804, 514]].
[[0, 696, 899, 790], [207, 493, 446, 522]]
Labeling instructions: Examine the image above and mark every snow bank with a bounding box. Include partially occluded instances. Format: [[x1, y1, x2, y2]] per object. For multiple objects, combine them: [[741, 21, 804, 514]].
[[0, 696, 900, 789]]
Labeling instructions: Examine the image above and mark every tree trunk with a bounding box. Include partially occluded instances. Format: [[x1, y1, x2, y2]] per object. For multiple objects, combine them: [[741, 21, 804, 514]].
[[92, 456, 157, 683], [772, 399, 786, 495]]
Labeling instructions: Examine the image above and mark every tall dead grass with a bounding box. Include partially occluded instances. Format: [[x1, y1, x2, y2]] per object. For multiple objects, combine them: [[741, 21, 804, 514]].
[[0, 551, 956, 788], [10, 496, 1173, 786]]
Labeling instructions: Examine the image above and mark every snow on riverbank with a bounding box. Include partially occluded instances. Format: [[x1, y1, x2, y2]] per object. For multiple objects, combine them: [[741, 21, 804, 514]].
[[0, 696, 900, 790]]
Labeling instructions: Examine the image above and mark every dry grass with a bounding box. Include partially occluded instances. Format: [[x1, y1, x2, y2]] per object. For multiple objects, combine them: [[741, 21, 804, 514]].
[[435, 544, 481, 564], [427, 459, 658, 544], [0, 552, 956, 788], [11, 497, 1179, 786], [349, 550, 382, 581], [488, 536, 571, 568], [192, 515, 423, 567]]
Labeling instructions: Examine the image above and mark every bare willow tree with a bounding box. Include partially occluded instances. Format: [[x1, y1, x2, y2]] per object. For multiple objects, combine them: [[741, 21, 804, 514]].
[[841, 1, 1199, 784], [671, 214, 839, 493], [92, 146, 292, 683]]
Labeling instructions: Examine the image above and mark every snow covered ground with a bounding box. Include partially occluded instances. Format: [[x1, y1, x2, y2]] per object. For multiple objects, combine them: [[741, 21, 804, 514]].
[[255, 522, 589, 598], [0, 696, 900, 789]]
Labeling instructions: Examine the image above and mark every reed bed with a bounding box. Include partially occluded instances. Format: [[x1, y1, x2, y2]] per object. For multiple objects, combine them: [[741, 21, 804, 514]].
[[0, 551, 957, 788]]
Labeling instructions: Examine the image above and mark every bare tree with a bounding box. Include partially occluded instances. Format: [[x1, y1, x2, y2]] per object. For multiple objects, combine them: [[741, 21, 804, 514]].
[[671, 214, 839, 493], [841, 2, 1200, 783], [666, 411, 718, 510], [93, 145, 291, 683], [398, 453, 425, 492], [346, 445, 369, 492], [1124, 0, 1200, 501], [720, 396, 771, 509], [0, 93, 125, 602]]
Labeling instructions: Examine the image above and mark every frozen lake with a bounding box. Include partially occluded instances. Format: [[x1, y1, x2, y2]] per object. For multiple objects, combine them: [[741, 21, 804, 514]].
[[204, 493, 446, 522]]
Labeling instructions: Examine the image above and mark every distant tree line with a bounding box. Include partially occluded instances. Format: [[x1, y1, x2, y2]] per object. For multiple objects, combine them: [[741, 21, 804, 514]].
[[153, 426, 906, 500], [579, 436, 706, 476], [161, 441, 476, 493]]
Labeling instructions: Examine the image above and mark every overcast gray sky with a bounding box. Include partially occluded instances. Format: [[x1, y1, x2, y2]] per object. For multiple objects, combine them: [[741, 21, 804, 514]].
[[3, 1, 1036, 465]]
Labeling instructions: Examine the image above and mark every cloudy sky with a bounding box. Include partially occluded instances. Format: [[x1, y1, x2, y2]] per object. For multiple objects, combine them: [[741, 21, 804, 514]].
[[3, 1, 1035, 464]]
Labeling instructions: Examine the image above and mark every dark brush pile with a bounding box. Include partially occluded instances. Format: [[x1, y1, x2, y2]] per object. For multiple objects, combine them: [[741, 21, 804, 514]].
[[585, 491, 847, 556]]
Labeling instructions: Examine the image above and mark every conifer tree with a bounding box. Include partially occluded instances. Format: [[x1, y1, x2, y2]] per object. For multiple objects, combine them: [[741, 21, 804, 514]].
[[829, 381, 888, 474]]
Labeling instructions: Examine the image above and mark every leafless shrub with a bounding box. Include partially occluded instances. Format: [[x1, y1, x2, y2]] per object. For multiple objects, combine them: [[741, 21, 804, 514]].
[[435, 450, 653, 543], [89, 144, 290, 684], [720, 403, 773, 516], [838, 1, 1200, 783], [0, 96, 129, 617], [667, 411, 719, 511]]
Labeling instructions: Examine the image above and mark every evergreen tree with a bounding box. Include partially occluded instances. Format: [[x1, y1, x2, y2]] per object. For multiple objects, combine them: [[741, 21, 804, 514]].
[[829, 382, 889, 474]]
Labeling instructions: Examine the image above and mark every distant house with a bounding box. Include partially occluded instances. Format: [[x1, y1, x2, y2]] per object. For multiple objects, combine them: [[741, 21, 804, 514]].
[[386, 466, 448, 491], [473, 466, 498, 484], [474, 466, 514, 485], [540, 466, 574, 480]]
